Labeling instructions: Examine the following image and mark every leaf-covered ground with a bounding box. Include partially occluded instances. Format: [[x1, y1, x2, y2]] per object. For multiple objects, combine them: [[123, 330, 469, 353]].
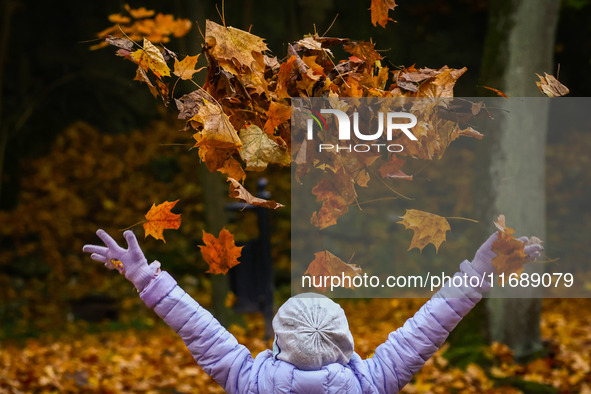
[[1, 298, 589, 393]]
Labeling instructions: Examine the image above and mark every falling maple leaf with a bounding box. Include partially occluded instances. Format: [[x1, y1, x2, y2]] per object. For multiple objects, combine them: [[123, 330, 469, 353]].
[[536, 73, 569, 97], [304, 250, 362, 292], [370, 0, 398, 28], [492, 214, 529, 284], [238, 125, 290, 171], [143, 200, 181, 242], [218, 157, 247, 183], [173, 55, 201, 80], [131, 38, 171, 78], [311, 168, 357, 230], [191, 100, 242, 148], [199, 228, 243, 275], [398, 209, 451, 252], [263, 101, 291, 135], [205, 20, 268, 70], [228, 178, 284, 209]]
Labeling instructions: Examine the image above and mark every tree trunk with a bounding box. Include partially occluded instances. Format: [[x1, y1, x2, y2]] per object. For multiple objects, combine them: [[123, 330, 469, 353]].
[[175, 0, 234, 326], [480, 0, 560, 361]]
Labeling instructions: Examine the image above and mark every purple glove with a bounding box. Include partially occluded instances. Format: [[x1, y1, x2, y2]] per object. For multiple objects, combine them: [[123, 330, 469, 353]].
[[470, 232, 543, 277], [82, 229, 160, 292]]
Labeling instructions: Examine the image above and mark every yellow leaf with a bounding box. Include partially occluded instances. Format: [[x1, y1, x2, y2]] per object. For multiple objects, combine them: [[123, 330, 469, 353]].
[[205, 20, 268, 69], [398, 209, 450, 252], [238, 125, 290, 171], [192, 101, 242, 148], [131, 38, 170, 77]]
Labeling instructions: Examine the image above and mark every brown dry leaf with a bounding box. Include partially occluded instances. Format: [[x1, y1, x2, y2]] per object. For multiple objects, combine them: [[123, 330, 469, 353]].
[[192, 101, 242, 148], [227, 178, 284, 209], [143, 200, 181, 242], [398, 209, 451, 252], [131, 39, 171, 77], [275, 55, 297, 99], [175, 89, 208, 120], [218, 157, 246, 183], [263, 101, 291, 135], [343, 41, 383, 65], [199, 228, 243, 275], [105, 36, 135, 52], [536, 73, 569, 97], [205, 20, 268, 70], [134, 67, 159, 98], [238, 125, 290, 171], [304, 250, 362, 292], [173, 55, 201, 80], [420, 67, 467, 97], [492, 214, 528, 284], [370, 0, 398, 28], [297, 36, 334, 56], [311, 168, 357, 229]]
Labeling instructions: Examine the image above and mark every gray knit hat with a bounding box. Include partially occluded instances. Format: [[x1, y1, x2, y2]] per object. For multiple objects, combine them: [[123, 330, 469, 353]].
[[272, 292, 354, 370]]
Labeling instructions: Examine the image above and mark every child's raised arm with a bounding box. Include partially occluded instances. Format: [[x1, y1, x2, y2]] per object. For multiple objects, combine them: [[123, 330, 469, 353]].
[[83, 230, 254, 393], [359, 233, 542, 393]]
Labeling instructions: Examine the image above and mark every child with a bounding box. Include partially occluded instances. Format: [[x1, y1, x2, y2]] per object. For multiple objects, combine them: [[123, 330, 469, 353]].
[[83, 229, 541, 393]]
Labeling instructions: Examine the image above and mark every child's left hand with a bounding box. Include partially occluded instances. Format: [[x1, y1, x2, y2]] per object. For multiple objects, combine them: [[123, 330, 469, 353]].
[[83, 229, 160, 292]]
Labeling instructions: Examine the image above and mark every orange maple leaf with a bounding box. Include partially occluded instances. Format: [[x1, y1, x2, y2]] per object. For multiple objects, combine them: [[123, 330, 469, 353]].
[[173, 55, 201, 80], [304, 251, 362, 292], [398, 209, 451, 252], [370, 0, 397, 28], [492, 215, 528, 284], [263, 101, 291, 135], [143, 200, 181, 242], [199, 228, 243, 275]]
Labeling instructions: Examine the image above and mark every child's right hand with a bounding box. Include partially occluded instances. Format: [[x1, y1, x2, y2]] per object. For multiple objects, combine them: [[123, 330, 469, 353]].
[[471, 232, 543, 277], [83, 229, 160, 292]]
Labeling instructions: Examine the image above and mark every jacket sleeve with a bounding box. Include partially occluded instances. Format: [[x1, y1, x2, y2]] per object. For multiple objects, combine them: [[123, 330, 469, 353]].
[[363, 261, 491, 393], [139, 271, 254, 393]]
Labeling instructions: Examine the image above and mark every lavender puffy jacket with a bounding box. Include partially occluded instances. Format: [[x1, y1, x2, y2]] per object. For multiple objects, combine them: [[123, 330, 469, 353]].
[[139, 260, 490, 393]]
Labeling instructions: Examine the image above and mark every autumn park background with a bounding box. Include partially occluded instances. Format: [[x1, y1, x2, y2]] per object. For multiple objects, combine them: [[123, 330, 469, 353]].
[[1, 0, 591, 392]]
